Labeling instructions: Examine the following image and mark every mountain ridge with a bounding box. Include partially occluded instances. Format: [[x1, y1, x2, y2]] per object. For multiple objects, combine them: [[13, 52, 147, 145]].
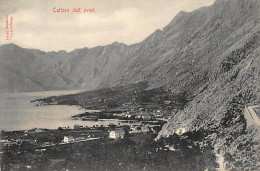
[[1, 0, 259, 94]]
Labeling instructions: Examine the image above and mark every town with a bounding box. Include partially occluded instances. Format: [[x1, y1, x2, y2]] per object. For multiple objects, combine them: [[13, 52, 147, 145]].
[[1, 120, 219, 171], [2, 82, 259, 171], [0, 120, 165, 170], [0, 118, 164, 149]]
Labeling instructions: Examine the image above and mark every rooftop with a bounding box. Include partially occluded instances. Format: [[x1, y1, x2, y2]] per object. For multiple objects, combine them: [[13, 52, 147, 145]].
[[254, 106, 260, 118], [111, 129, 125, 133]]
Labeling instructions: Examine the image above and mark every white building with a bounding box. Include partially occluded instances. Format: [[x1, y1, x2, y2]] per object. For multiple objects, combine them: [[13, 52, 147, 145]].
[[35, 128, 44, 133], [244, 105, 260, 128], [165, 145, 176, 151], [109, 129, 125, 139], [216, 153, 227, 171], [175, 128, 187, 135], [141, 126, 150, 133], [63, 136, 74, 143]]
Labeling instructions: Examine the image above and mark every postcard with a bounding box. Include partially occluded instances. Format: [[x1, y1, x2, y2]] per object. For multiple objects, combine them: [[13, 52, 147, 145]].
[[0, 0, 259, 170]]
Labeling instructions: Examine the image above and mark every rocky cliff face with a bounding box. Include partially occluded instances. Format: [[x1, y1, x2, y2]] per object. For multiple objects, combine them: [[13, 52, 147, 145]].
[[156, 0, 260, 169], [158, 0, 260, 132], [102, 0, 260, 93], [1, 0, 259, 95]]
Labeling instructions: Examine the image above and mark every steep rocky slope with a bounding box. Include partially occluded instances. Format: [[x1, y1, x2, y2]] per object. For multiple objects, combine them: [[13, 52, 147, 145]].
[[1, 0, 259, 95], [158, 43, 260, 168], [103, 0, 260, 94], [156, 0, 260, 169]]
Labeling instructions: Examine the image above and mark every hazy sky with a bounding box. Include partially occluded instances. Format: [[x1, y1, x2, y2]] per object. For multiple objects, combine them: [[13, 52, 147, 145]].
[[0, 0, 215, 52]]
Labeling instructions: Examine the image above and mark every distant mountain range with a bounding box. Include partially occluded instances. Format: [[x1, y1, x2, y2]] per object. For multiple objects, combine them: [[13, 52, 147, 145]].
[[0, 0, 259, 95]]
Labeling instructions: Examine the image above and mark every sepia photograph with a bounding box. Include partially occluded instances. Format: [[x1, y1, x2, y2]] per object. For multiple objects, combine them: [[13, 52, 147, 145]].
[[0, 0, 259, 170]]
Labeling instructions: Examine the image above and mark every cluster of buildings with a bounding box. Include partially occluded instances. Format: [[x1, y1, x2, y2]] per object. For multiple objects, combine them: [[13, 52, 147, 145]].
[[72, 106, 173, 123], [62, 129, 125, 142], [74, 115, 99, 121], [112, 109, 171, 121], [129, 124, 160, 134], [24, 128, 47, 133], [0, 139, 25, 147], [63, 122, 161, 141]]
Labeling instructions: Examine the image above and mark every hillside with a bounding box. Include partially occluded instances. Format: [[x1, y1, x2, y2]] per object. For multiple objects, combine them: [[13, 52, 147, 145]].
[[0, 42, 135, 93], [156, 0, 260, 169], [1, 0, 259, 95]]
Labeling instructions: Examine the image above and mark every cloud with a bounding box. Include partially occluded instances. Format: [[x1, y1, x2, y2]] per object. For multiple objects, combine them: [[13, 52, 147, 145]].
[[0, 0, 215, 52]]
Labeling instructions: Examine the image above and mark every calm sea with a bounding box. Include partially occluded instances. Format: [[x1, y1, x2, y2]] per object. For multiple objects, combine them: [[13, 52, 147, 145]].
[[0, 90, 119, 131]]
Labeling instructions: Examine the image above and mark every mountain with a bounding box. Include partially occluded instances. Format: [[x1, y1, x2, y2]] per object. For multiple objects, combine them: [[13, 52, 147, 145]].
[[1, 0, 259, 95], [155, 0, 260, 169], [103, 0, 260, 93], [1, 0, 260, 168], [0, 42, 135, 93]]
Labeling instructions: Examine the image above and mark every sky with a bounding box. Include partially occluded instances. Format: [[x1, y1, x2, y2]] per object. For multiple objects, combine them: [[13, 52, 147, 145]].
[[0, 0, 215, 52]]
